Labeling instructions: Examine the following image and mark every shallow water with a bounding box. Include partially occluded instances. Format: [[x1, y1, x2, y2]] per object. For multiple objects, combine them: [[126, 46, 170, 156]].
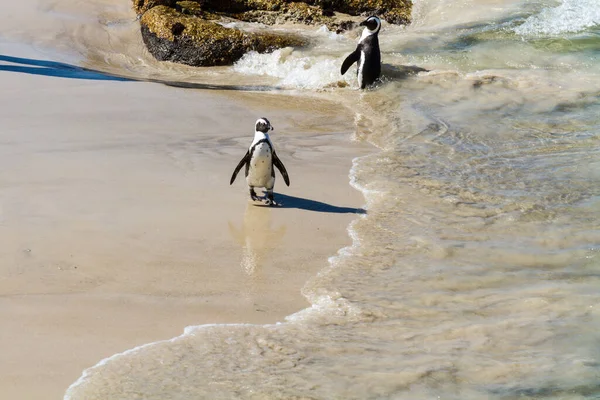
[[7, 0, 599, 398]]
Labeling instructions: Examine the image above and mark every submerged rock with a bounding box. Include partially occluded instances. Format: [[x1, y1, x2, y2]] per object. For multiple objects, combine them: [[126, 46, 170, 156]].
[[134, 0, 412, 67]]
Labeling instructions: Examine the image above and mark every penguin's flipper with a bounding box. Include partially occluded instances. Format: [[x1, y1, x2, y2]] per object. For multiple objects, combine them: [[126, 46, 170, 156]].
[[230, 150, 251, 185], [272, 152, 290, 186], [341, 49, 361, 76]]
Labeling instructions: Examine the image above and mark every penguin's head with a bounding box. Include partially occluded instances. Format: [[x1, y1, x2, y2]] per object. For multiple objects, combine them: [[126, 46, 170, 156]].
[[359, 15, 381, 35], [255, 117, 274, 133]]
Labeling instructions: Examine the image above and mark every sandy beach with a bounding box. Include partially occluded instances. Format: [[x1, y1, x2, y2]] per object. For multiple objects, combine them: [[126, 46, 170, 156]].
[[0, 39, 368, 398]]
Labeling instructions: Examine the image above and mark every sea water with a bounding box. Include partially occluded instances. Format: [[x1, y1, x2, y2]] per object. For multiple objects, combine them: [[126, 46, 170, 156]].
[[62, 0, 600, 398]]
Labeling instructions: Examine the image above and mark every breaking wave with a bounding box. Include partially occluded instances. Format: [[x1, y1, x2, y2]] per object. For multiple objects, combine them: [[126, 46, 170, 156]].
[[515, 0, 600, 36]]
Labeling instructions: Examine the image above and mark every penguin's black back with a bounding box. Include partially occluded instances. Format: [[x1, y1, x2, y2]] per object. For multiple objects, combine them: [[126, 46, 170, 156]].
[[359, 34, 381, 89]]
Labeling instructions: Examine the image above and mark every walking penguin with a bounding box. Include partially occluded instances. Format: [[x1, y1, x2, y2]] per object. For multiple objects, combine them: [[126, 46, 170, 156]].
[[340, 15, 382, 89], [230, 118, 290, 206]]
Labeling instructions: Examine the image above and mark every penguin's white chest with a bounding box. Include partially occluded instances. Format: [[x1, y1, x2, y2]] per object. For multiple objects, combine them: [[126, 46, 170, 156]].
[[358, 50, 366, 86], [246, 143, 274, 188]]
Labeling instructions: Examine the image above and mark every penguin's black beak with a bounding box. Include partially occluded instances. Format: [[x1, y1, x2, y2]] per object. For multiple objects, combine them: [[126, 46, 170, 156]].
[[359, 20, 367, 27], [270, 126, 274, 131]]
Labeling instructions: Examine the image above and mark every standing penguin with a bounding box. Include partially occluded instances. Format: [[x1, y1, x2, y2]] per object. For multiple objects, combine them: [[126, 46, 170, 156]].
[[340, 15, 382, 89], [230, 118, 290, 206]]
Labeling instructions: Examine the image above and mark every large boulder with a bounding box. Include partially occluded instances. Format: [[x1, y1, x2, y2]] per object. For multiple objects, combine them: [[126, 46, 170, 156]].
[[134, 0, 412, 67], [140, 5, 306, 66]]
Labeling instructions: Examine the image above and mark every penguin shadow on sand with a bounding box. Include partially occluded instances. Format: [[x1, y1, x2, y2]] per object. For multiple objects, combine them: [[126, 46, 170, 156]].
[[254, 192, 366, 214], [228, 203, 286, 298]]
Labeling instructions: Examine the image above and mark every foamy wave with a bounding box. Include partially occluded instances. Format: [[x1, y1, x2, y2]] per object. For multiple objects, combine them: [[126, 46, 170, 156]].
[[233, 48, 354, 89], [315, 24, 346, 41], [515, 0, 600, 36], [287, 155, 373, 327], [63, 323, 261, 400], [63, 331, 184, 400]]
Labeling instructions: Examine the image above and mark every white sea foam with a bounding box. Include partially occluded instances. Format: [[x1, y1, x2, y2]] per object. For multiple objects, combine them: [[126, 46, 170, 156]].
[[217, 21, 239, 29], [63, 332, 184, 400], [286, 153, 380, 328], [63, 323, 265, 400], [315, 24, 346, 41], [233, 48, 355, 89], [515, 0, 600, 36]]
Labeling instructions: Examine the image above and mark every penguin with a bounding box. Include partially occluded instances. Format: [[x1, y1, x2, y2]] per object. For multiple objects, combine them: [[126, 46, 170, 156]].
[[230, 118, 290, 206], [340, 15, 382, 89]]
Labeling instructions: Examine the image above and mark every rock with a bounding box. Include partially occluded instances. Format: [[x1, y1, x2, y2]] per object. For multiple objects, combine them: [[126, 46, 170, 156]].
[[175, 1, 204, 16], [233, 2, 356, 33], [304, 0, 412, 24], [140, 6, 306, 66], [133, 0, 176, 15], [133, 0, 412, 67]]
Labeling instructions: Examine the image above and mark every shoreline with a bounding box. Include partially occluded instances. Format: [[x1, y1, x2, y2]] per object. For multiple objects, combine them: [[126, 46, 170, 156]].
[[0, 39, 370, 399]]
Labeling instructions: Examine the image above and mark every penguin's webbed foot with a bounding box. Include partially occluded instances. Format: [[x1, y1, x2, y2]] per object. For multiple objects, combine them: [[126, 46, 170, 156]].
[[265, 191, 281, 207], [249, 187, 260, 201], [264, 198, 280, 207]]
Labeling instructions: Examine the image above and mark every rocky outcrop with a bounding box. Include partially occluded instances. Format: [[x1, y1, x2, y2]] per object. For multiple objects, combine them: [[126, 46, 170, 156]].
[[306, 0, 412, 25], [232, 2, 357, 32], [134, 0, 412, 67], [140, 6, 306, 66]]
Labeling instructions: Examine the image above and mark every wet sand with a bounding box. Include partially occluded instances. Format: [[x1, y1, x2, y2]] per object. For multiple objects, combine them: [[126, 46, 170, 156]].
[[0, 43, 368, 398]]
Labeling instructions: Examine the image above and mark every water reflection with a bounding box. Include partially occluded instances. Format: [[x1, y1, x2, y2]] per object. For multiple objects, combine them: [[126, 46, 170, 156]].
[[228, 203, 286, 277]]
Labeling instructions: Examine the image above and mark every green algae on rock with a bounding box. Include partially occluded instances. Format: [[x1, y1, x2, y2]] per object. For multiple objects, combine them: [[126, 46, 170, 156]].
[[140, 5, 306, 66]]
